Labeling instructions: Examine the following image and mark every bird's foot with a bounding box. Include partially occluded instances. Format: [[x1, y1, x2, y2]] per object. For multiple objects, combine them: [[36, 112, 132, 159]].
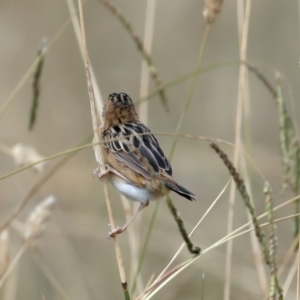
[[107, 225, 126, 239], [92, 165, 111, 181]]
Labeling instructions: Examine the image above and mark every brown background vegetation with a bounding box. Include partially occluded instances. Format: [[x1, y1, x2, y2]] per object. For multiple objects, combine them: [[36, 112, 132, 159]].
[[0, 1, 299, 299]]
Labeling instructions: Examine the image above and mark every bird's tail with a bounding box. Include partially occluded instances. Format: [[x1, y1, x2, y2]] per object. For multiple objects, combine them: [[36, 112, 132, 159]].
[[163, 179, 196, 201]]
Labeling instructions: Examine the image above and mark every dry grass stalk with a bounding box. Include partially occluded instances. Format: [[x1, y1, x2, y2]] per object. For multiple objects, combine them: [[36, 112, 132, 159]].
[[75, 0, 129, 297], [136, 260, 190, 300], [203, 0, 224, 24], [0, 230, 10, 278], [223, 1, 252, 299], [11, 143, 46, 174], [139, 205, 300, 299], [23, 196, 56, 245]]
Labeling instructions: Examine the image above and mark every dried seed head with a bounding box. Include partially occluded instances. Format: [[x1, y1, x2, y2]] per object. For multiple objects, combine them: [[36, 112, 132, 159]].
[[24, 196, 56, 244], [203, 0, 224, 24], [0, 230, 10, 278], [11, 143, 46, 173]]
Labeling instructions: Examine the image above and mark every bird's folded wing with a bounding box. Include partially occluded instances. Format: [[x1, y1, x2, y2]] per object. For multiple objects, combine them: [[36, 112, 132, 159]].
[[103, 123, 172, 179]]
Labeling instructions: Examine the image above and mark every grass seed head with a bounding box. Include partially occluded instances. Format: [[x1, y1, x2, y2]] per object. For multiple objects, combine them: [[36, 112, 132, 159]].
[[11, 143, 46, 173], [24, 196, 56, 245], [203, 0, 224, 24]]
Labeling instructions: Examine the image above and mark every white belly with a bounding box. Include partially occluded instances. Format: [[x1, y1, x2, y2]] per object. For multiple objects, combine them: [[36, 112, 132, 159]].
[[110, 176, 153, 204]]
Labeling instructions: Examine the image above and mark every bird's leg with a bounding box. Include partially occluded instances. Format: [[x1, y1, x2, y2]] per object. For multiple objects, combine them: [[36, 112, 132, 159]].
[[107, 200, 149, 238], [93, 164, 129, 182]]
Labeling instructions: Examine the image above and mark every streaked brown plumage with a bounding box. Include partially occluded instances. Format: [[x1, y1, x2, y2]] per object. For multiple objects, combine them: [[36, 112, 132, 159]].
[[97, 92, 195, 237]]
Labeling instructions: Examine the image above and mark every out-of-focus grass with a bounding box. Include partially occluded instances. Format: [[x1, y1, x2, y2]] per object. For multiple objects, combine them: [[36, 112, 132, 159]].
[[0, 1, 300, 300]]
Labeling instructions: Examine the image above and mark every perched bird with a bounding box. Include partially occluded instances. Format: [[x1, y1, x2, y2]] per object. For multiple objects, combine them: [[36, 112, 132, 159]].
[[97, 92, 195, 238]]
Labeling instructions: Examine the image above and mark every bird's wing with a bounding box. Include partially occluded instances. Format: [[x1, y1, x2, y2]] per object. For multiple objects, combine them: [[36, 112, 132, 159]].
[[102, 122, 172, 179]]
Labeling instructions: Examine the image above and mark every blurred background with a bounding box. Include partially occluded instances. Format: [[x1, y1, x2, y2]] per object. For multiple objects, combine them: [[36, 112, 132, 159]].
[[0, 0, 299, 299]]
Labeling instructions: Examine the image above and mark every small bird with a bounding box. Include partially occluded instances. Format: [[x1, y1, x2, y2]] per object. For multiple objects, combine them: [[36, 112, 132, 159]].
[[97, 92, 196, 238]]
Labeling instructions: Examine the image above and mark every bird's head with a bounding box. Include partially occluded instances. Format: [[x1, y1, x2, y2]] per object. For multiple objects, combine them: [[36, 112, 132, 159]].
[[102, 93, 138, 128]]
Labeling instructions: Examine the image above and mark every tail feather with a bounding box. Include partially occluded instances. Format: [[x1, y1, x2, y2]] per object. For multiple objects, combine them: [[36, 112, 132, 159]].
[[163, 180, 196, 201]]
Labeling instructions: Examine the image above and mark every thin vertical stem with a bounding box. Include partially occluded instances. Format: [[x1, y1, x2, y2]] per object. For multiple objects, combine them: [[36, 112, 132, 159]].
[[224, 1, 251, 299], [76, 1, 129, 298]]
